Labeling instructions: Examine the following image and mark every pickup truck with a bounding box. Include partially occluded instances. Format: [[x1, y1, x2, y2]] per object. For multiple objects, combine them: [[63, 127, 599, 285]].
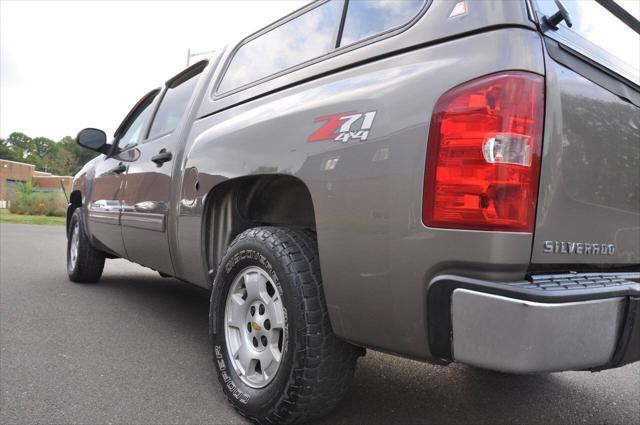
[[67, 0, 640, 423]]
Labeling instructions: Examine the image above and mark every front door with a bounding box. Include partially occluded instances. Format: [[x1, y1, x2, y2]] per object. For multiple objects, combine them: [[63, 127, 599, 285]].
[[121, 62, 206, 275], [87, 156, 127, 257], [87, 89, 160, 257]]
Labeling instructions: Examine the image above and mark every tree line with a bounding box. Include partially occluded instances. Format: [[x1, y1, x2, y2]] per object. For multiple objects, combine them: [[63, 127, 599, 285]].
[[0, 132, 98, 176]]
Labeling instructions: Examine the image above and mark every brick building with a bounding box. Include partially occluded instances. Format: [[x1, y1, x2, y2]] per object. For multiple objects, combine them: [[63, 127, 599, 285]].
[[0, 159, 72, 208]]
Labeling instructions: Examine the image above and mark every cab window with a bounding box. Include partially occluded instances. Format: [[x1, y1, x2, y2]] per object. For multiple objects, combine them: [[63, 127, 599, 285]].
[[217, 0, 343, 93], [216, 0, 427, 95]]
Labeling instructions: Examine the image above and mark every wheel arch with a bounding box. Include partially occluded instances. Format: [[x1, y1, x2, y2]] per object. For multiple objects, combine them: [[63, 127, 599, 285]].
[[202, 174, 317, 276], [66, 190, 83, 235]]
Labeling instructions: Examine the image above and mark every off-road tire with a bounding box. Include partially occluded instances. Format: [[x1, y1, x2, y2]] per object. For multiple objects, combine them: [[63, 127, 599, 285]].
[[210, 227, 361, 424], [67, 207, 105, 283]]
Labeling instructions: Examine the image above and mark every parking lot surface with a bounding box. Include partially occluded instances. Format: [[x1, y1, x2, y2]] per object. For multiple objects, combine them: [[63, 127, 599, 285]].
[[1, 223, 639, 424]]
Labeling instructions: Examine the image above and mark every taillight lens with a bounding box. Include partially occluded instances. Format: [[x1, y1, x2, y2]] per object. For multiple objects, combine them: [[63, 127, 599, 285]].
[[423, 71, 544, 232], [422, 71, 544, 232]]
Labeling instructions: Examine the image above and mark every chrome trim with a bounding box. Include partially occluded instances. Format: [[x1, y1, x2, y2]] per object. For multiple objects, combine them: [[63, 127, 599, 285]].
[[120, 212, 166, 232], [451, 289, 624, 373], [88, 210, 120, 225], [525, 0, 536, 24]]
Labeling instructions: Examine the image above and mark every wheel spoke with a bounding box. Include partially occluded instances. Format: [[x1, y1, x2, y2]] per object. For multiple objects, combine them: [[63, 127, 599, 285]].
[[244, 272, 270, 303], [236, 344, 254, 374], [269, 342, 282, 363], [226, 294, 246, 328], [256, 346, 275, 371], [243, 272, 259, 299], [266, 300, 285, 329]]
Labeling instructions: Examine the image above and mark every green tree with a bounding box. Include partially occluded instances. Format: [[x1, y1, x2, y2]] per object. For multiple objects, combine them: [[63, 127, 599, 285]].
[[6, 132, 33, 159], [59, 136, 96, 167], [30, 137, 57, 158], [26, 137, 59, 173], [0, 138, 19, 161], [0, 132, 98, 176], [57, 135, 98, 175]]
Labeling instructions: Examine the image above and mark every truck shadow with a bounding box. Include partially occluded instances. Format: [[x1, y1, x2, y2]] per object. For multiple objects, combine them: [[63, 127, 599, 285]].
[[95, 267, 637, 425], [318, 358, 563, 425], [320, 352, 637, 425]]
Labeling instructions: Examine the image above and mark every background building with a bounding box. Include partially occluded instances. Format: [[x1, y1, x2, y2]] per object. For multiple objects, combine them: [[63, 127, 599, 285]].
[[0, 159, 72, 208]]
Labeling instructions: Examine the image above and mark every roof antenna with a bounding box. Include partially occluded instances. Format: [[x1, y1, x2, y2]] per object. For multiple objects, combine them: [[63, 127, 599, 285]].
[[543, 0, 573, 29]]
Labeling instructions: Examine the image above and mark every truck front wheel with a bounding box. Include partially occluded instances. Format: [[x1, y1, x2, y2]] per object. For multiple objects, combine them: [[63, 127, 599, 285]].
[[210, 227, 361, 424], [67, 207, 105, 283]]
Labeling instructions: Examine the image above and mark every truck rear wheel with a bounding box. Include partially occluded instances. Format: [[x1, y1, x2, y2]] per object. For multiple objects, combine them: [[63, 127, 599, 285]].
[[210, 227, 361, 424], [67, 207, 105, 283]]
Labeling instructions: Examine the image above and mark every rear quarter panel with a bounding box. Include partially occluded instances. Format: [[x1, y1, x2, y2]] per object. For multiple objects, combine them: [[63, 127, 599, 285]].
[[178, 26, 545, 359]]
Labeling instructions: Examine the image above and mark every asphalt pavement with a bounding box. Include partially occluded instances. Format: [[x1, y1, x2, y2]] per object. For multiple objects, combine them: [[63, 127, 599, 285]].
[[1, 223, 639, 424]]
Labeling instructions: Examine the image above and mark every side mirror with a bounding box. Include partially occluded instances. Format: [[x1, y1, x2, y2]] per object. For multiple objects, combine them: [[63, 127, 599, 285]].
[[76, 128, 110, 154]]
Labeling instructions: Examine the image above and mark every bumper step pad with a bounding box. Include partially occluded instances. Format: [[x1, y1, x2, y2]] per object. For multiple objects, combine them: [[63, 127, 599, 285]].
[[511, 272, 640, 291]]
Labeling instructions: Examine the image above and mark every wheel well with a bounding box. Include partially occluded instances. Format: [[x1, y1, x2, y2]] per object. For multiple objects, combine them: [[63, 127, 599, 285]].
[[66, 190, 82, 234], [203, 175, 316, 274]]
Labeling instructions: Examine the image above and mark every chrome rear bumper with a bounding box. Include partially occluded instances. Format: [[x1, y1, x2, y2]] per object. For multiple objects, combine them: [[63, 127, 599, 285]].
[[451, 289, 623, 373], [427, 272, 640, 373]]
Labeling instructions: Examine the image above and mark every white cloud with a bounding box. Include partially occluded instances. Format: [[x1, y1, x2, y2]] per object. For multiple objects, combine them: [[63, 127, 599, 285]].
[[0, 0, 308, 141]]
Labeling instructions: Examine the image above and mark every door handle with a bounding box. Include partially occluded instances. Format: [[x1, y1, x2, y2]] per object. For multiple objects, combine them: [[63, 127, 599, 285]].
[[151, 149, 172, 166], [108, 163, 127, 175]]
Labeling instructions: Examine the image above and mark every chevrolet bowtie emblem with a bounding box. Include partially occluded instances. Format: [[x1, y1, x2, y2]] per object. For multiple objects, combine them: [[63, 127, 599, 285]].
[[251, 322, 261, 331]]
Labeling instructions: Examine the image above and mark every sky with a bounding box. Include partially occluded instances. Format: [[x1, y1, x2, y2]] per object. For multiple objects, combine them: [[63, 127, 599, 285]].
[[1, 0, 639, 142], [0, 0, 307, 141]]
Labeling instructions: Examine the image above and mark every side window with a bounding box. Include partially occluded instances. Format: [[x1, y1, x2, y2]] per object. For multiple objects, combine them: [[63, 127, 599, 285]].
[[217, 0, 343, 93], [535, 0, 639, 83], [340, 0, 425, 46], [147, 73, 200, 140], [117, 95, 157, 151]]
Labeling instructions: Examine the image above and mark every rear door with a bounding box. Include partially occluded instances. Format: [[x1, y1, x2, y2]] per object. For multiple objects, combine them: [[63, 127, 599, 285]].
[[531, 0, 640, 265], [120, 61, 207, 275]]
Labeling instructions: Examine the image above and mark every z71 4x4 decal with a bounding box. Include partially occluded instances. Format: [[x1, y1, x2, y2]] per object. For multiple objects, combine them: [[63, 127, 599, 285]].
[[308, 111, 377, 143]]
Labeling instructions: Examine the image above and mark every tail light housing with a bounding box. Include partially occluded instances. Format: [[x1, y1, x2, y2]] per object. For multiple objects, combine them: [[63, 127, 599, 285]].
[[423, 71, 544, 232]]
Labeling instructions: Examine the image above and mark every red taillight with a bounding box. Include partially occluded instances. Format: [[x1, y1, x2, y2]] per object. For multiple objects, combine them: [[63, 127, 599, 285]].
[[423, 71, 544, 232]]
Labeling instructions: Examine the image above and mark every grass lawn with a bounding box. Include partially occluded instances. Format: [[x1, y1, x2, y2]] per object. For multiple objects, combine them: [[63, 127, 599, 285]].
[[0, 208, 65, 226]]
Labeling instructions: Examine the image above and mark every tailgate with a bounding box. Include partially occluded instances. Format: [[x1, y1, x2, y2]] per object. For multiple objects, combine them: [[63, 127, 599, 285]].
[[531, 1, 640, 266], [531, 64, 640, 264]]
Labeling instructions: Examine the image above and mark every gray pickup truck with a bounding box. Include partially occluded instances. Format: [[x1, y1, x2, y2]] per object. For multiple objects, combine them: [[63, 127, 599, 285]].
[[67, 0, 640, 423]]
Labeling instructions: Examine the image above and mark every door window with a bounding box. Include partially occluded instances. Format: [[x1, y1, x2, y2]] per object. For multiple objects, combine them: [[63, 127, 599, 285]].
[[147, 73, 200, 140], [116, 92, 158, 151]]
